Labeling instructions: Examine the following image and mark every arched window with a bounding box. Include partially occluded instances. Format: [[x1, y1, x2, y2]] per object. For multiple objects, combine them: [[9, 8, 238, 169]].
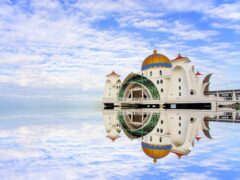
[[150, 136, 152, 141], [190, 89, 194, 95], [159, 70, 162, 76], [190, 118, 194, 123], [157, 80, 159, 84], [160, 79, 163, 84], [159, 137, 162, 142], [161, 88, 164, 92], [150, 71, 152, 76], [128, 93, 132, 98], [179, 116, 181, 120], [143, 93, 147, 98]]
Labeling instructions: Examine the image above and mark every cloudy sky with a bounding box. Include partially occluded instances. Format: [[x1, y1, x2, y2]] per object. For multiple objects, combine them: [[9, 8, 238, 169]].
[[0, 0, 240, 102]]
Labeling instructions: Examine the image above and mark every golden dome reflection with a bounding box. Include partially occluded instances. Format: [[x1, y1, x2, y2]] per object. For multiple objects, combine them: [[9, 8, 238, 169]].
[[141, 142, 172, 161]]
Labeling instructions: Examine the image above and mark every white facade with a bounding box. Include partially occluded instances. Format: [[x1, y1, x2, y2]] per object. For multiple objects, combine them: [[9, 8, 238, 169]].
[[103, 71, 121, 104], [103, 50, 221, 108]]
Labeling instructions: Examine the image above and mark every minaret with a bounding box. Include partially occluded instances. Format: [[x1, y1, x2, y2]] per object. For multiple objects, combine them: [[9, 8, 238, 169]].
[[103, 71, 121, 106]]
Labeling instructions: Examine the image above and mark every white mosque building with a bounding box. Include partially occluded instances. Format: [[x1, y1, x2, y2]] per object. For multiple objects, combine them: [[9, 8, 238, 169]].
[[103, 109, 218, 163], [102, 50, 240, 162], [103, 50, 239, 110]]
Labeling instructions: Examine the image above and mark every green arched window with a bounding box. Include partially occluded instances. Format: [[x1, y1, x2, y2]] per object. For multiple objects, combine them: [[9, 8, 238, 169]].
[[118, 74, 160, 101]]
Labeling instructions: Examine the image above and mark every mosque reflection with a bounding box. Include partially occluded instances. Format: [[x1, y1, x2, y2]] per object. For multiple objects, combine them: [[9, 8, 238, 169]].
[[103, 109, 240, 163]]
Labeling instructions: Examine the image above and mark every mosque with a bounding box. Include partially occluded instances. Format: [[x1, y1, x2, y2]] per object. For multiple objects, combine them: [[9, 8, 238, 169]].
[[103, 50, 240, 110], [103, 109, 219, 163], [102, 50, 240, 162]]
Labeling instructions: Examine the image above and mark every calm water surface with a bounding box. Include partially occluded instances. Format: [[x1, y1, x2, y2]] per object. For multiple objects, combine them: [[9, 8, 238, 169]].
[[0, 107, 240, 180]]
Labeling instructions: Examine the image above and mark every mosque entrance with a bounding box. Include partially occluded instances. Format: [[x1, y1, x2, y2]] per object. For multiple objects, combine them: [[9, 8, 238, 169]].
[[132, 90, 142, 98], [126, 84, 150, 101], [124, 111, 150, 130], [132, 90, 148, 99]]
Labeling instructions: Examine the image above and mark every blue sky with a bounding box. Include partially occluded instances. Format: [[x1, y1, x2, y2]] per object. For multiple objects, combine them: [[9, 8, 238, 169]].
[[0, 0, 240, 102]]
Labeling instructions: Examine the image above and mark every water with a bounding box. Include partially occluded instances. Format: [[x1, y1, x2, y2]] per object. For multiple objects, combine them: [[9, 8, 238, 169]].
[[0, 107, 240, 180]]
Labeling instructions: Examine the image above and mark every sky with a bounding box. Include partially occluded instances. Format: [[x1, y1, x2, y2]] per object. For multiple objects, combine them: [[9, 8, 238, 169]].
[[0, 0, 240, 103]]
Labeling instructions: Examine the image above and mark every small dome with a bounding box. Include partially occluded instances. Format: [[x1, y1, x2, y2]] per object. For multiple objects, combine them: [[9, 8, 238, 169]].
[[106, 134, 120, 142], [172, 53, 187, 61], [106, 70, 120, 77], [141, 142, 172, 162], [172, 152, 184, 159], [142, 50, 172, 70], [106, 127, 121, 142]]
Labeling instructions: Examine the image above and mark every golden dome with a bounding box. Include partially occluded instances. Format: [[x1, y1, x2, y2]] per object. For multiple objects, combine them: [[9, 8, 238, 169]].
[[142, 50, 172, 70], [141, 142, 172, 162]]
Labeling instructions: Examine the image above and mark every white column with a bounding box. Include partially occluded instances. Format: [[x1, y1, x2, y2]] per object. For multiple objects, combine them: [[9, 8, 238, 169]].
[[233, 112, 236, 121], [232, 91, 236, 101]]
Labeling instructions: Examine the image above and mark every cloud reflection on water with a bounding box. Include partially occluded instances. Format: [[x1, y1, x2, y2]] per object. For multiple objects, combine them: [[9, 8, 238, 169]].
[[0, 110, 239, 180]]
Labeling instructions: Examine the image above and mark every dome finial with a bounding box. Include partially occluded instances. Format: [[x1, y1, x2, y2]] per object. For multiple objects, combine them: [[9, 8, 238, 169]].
[[153, 158, 157, 164], [153, 49, 157, 54]]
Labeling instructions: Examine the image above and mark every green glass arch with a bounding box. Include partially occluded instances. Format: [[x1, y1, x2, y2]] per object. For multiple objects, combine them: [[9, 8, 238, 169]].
[[118, 74, 160, 101], [118, 112, 160, 139]]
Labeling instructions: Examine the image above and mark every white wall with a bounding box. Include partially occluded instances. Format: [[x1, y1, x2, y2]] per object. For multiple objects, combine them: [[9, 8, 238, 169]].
[[142, 68, 171, 99], [168, 65, 189, 99], [103, 76, 121, 102]]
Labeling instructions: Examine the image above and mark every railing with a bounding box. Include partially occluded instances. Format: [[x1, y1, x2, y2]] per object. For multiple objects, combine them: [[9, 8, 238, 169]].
[[224, 97, 233, 101], [219, 115, 233, 119], [204, 90, 240, 101], [119, 97, 159, 103], [121, 98, 148, 102]]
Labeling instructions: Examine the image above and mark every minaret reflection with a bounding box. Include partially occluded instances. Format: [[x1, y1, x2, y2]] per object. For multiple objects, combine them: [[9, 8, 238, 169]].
[[103, 109, 218, 163], [103, 109, 121, 142]]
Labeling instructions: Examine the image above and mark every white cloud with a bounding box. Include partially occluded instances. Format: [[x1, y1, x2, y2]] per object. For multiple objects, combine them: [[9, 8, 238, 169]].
[[0, 111, 240, 180], [212, 22, 240, 32], [118, 15, 218, 40], [206, 2, 240, 21], [0, 0, 239, 94], [0, 0, 152, 90]]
